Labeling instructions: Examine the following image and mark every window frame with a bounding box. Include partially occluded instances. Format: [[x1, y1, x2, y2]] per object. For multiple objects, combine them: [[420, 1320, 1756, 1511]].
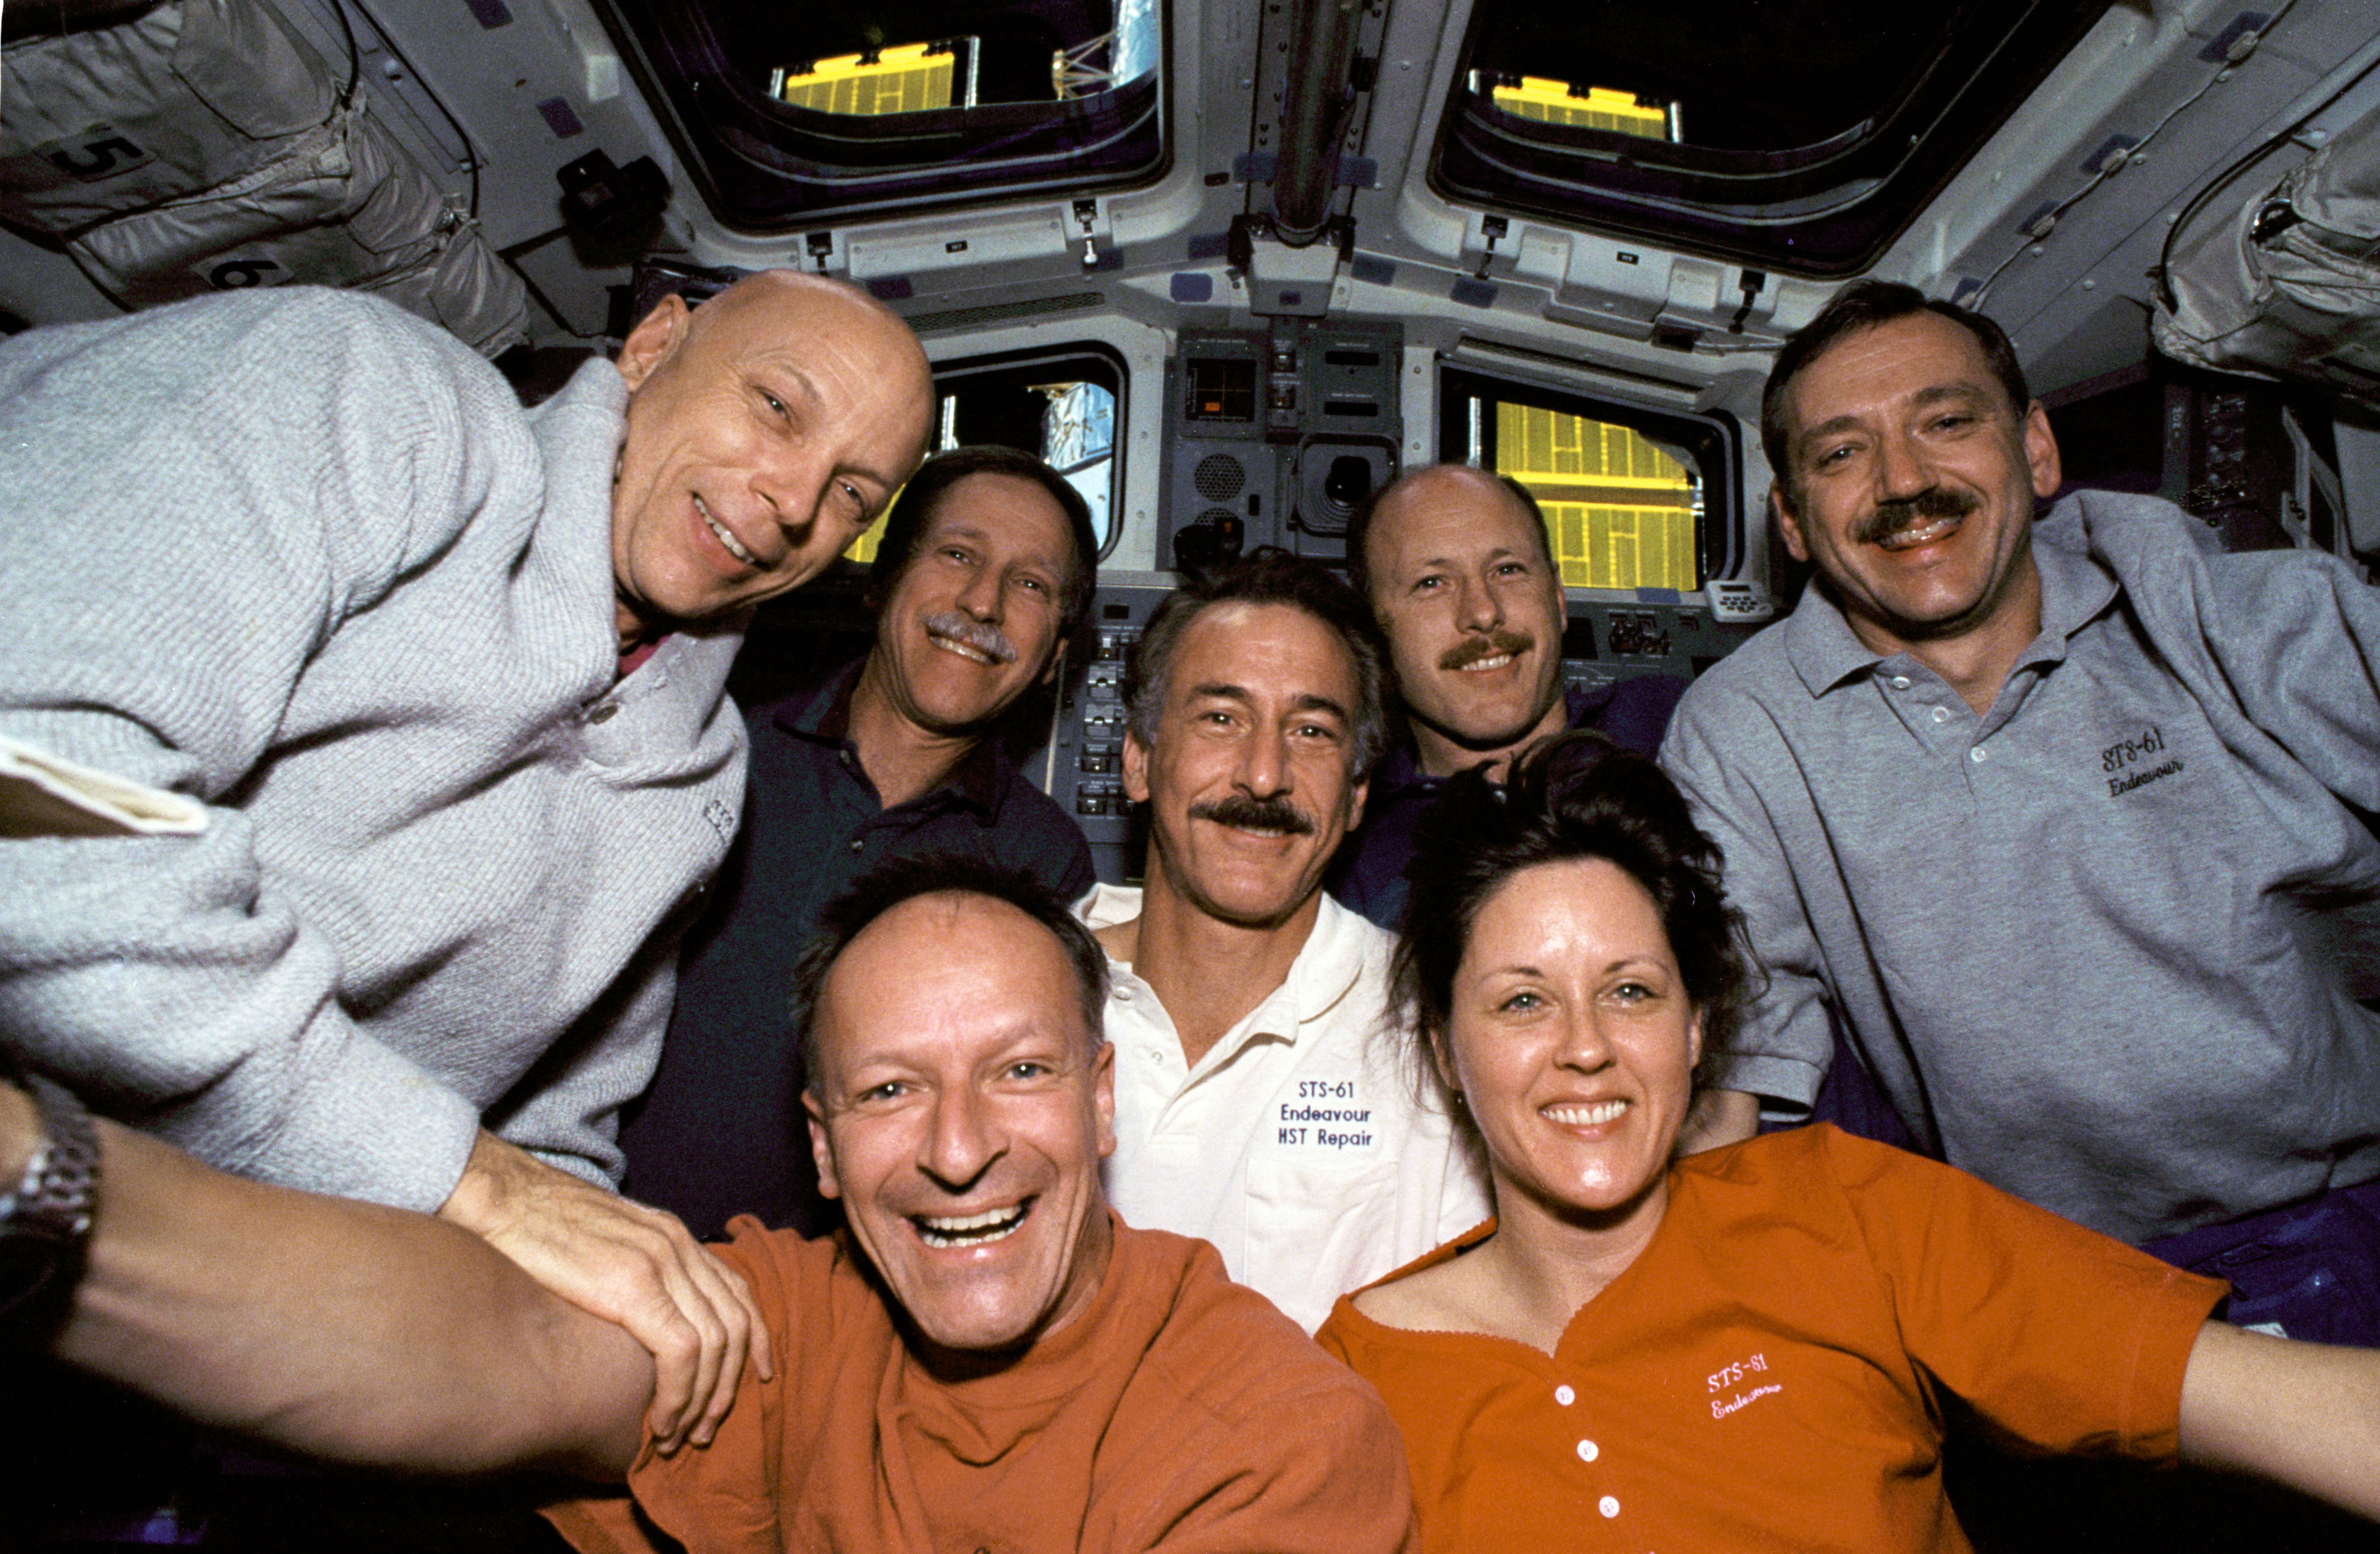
[[1429, 0, 2115, 277], [590, 0, 1170, 232]]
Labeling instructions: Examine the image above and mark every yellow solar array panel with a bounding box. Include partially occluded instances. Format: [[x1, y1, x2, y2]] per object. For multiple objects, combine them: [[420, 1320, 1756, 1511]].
[[1497, 403, 1698, 591], [1489, 79, 1667, 139], [775, 43, 953, 115]]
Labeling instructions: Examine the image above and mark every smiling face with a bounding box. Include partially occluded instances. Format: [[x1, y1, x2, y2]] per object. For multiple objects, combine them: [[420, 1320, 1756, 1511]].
[[1773, 310, 2062, 659], [1124, 601, 1369, 931], [864, 472, 1076, 737], [805, 891, 1116, 1356], [1442, 857, 1702, 1233], [609, 272, 935, 643], [1364, 468, 1569, 778]]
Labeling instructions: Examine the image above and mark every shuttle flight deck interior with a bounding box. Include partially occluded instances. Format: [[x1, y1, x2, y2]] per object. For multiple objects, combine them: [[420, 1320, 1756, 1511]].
[[14, 0, 2380, 883], [7, 0, 2380, 1544]]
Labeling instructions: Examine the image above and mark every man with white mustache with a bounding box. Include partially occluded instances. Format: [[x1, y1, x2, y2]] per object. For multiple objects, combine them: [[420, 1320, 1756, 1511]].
[[624, 446, 1096, 1245], [1331, 464, 1686, 930], [1079, 552, 1488, 1331], [1661, 281, 2380, 1345]]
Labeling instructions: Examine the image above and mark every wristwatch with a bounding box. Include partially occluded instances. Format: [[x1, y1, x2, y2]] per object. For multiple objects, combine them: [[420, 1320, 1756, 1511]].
[[0, 1069, 101, 1326]]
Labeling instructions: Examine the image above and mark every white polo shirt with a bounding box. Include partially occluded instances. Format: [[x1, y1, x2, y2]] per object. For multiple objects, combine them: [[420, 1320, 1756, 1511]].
[[1080, 883, 1491, 1332]]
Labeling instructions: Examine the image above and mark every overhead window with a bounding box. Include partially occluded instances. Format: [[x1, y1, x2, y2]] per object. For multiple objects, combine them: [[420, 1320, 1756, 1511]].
[[1435, 0, 2112, 276], [594, 0, 1163, 231], [1442, 368, 1736, 593]]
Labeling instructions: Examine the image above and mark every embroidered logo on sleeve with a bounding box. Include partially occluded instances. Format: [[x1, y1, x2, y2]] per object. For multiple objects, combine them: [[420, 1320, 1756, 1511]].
[[2101, 724, 2184, 797], [1707, 1351, 1783, 1419]]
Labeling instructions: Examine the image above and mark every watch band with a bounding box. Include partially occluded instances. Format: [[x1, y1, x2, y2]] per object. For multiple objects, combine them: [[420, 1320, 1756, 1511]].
[[1, 1071, 101, 1323]]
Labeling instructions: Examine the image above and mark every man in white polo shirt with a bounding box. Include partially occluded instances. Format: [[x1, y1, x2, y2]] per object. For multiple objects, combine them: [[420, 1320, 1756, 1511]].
[[1080, 551, 1488, 1331]]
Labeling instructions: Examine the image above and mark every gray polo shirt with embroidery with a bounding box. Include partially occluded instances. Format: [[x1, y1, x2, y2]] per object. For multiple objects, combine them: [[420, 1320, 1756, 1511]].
[[1662, 488, 2380, 1243]]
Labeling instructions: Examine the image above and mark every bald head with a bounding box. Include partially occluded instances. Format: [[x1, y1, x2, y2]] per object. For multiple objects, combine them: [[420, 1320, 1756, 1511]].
[[679, 270, 924, 372], [1352, 463, 1571, 778], [1351, 465, 1553, 600], [608, 270, 936, 645]]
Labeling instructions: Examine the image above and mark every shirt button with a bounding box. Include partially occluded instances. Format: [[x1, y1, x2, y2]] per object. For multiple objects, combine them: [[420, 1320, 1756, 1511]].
[[1971, 746, 1989, 763], [587, 702, 619, 725], [1890, 675, 1911, 690], [1599, 1495, 1620, 1519], [1575, 1438, 1599, 1462], [1555, 1384, 1575, 1406], [849, 839, 864, 852], [1930, 705, 1950, 724]]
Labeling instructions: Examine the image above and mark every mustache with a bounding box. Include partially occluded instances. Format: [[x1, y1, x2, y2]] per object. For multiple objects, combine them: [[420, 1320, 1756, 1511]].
[[1854, 487, 1979, 545], [922, 611, 1017, 665], [1189, 793, 1316, 836], [1439, 630, 1534, 672]]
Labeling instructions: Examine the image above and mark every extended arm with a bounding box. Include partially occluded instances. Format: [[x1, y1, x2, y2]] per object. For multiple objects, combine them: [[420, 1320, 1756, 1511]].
[[2178, 1320, 2380, 1520], [440, 1131, 771, 1452], [2, 1082, 653, 1480]]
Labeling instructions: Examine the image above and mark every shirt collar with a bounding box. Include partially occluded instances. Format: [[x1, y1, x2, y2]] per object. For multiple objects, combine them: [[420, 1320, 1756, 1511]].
[[2028, 501, 2119, 651], [1779, 506, 2118, 698], [1378, 685, 1599, 795], [1782, 577, 1886, 698], [769, 656, 1006, 818], [770, 657, 868, 744], [1085, 886, 1374, 1047]]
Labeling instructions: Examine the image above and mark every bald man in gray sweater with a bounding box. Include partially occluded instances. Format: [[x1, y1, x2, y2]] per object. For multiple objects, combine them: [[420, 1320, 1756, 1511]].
[[0, 273, 933, 1442]]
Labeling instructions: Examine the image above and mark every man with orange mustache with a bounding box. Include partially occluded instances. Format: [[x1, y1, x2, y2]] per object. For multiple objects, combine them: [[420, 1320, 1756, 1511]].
[[1661, 280, 2380, 1343], [1081, 552, 1488, 1332], [624, 446, 1096, 1245], [1332, 464, 1686, 929]]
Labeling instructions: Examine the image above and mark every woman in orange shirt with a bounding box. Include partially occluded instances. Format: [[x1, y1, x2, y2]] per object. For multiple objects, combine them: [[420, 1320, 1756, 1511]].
[[1316, 733, 2380, 1552]]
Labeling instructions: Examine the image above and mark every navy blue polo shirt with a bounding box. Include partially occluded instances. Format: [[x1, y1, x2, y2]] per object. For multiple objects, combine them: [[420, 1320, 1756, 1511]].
[[620, 659, 1095, 1239], [1327, 676, 1689, 932]]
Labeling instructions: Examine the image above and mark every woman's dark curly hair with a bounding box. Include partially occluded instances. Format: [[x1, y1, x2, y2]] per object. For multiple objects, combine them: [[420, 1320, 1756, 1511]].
[[1393, 731, 1755, 1083]]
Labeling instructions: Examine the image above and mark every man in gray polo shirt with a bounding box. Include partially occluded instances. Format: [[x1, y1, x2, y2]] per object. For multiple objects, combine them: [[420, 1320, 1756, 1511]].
[[1662, 281, 2380, 1335]]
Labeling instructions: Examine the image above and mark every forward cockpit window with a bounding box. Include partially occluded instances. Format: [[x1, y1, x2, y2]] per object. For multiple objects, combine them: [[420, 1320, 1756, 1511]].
[[1442, 368, 1735, 593], [848, 344, 1125, 563]]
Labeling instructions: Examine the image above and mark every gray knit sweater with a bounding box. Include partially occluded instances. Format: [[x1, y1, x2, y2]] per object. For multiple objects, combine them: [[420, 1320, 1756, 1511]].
[[0, 289, 747, 1212]]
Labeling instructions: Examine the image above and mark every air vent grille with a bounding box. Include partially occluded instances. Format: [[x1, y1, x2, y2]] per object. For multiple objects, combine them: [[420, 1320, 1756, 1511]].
[[1193, 454, 1246, 501]]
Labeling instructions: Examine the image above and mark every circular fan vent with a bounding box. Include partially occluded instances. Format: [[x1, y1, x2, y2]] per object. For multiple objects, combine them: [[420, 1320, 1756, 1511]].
[[1193, 454, 1245, 501]]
